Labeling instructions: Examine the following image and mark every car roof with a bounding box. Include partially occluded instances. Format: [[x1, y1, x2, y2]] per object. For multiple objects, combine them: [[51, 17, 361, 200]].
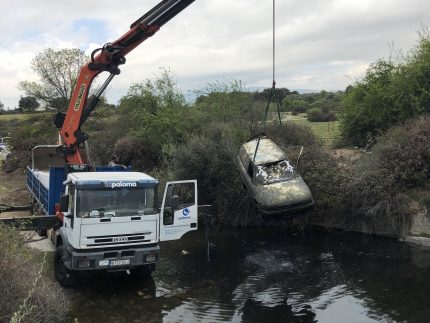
[[242, 138, 286, 165]]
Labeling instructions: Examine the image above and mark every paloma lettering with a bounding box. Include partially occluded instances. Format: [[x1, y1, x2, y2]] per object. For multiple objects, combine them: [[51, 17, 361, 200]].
[[106, 182, 138, 188]]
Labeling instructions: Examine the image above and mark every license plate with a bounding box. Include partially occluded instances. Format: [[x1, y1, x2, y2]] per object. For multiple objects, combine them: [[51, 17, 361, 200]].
[[99, 259, 109, 266], [99, 259, 131, 267], [110, 259, 130, 266]]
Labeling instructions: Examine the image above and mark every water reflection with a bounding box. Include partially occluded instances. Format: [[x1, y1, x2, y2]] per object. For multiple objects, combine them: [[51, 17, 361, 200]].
[[241, 299, 316, 323], [69, 229, 430, 323]]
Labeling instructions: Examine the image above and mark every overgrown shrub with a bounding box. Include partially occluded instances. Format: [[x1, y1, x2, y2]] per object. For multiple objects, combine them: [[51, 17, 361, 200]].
[[264, 121, 317, 148], [292, 145, 348, 220], [113, 136, 157, 171], [292, 104, 307, 114], [3, 114, 58, 172], [162, 123, 252, 226], [340, 169, 412, 237], [0, 225, 68, 322], [369, 116, 430, 188], [307, 108, 337, 122], [321, 117, 430, 236]]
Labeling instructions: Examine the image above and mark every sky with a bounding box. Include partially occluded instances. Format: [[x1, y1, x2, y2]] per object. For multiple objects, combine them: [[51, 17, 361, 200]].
[[1, 0, 430, 109]]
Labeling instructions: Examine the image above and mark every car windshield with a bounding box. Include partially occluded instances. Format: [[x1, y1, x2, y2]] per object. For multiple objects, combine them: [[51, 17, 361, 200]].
[[77, 187, 156, 218], [254, 160, 296, 185]]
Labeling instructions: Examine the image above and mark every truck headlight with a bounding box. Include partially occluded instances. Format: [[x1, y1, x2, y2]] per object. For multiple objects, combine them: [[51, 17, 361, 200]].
[[78, 259, 91, 268], [145, 255, 156, 262]]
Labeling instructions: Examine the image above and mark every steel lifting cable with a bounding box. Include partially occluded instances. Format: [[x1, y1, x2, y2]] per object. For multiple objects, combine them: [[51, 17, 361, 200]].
[[253, 0, 283, 164]]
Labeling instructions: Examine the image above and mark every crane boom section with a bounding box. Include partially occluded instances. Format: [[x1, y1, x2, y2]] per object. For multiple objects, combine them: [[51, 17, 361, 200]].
[[59, 0, 194, 166]]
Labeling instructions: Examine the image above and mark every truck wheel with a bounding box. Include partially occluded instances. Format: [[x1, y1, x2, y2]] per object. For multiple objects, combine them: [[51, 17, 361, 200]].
[[54, 246, 78, 287], [131, 264, 156, 278]]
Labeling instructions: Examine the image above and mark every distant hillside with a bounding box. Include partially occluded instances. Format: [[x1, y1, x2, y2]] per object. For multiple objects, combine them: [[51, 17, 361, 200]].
[[184, 86, 318, 103]]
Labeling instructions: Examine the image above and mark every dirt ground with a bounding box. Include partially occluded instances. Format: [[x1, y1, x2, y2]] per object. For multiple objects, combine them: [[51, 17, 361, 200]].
[[0, 169, 32, 218]]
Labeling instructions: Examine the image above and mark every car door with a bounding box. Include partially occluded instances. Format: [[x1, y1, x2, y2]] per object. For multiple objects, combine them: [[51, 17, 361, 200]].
[[159, 180, 198, 242]]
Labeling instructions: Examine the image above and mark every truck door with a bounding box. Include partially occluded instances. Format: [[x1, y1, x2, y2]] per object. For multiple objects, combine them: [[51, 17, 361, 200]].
[[159, 180, 198, 242], [63, 185, 78, 246]]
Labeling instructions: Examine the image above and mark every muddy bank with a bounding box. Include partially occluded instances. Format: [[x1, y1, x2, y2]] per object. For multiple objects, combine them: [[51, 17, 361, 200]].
[[310, 148, 430, 246]]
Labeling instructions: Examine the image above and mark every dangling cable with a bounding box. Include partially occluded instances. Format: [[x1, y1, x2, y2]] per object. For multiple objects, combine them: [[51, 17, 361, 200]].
[[273, 0, 275, 87], [253, 0, 283, 164]]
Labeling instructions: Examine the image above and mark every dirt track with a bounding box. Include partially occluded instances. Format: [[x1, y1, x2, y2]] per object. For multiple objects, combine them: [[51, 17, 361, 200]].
[[0, 169, 32, 218]]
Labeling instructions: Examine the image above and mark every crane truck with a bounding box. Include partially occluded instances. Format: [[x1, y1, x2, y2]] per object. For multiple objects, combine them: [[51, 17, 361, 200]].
[[25, 0, 198, 286]]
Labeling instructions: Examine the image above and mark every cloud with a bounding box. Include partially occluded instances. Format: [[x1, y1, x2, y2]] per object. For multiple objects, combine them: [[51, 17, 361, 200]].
[[1, 0, 430, 108]]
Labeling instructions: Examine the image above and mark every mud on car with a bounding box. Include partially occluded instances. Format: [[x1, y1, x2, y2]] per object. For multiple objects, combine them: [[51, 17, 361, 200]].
[[236, 137, 314, 217]]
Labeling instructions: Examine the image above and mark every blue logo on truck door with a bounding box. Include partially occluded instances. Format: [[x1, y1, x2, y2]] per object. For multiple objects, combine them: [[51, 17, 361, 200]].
[[178, 208, 190, 220]]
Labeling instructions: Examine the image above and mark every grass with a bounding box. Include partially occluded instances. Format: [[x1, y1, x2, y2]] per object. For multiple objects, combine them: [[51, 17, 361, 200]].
[[0, 114, 28, 121], [272, 112, 340, 146]]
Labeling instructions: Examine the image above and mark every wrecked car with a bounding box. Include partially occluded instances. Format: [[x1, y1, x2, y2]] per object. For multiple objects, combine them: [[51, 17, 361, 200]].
[[236, 137, 314, 217]]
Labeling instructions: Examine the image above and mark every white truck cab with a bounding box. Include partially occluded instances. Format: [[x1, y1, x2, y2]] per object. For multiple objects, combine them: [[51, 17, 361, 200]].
[[53, 171, 197, 286]]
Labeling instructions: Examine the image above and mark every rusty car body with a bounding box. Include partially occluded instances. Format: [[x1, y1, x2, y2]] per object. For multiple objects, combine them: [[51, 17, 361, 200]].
[[236, 137, 314, 217]]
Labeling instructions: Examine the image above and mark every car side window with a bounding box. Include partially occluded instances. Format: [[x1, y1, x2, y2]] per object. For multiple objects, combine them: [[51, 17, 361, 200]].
[[247, 162, 254, 178], [238, 147, 248, 167]]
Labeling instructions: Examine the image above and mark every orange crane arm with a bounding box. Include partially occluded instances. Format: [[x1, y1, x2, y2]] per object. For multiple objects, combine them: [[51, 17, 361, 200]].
[[54, 0, 194, 167]]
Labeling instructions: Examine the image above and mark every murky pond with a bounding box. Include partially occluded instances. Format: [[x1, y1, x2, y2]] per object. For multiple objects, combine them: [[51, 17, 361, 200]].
[[68, 229, 430, 323]]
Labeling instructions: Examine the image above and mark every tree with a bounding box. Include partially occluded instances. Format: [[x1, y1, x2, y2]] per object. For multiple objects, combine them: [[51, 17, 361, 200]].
[[19, 48, 88, 111], [117, 70, 191, 162], [253, 87, 291, 102], [18, 96, 40, 113], [0, 100, 4, 113]]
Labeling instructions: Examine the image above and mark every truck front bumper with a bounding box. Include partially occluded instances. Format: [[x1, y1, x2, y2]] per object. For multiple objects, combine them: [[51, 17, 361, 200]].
[[65, 244, 160, 271]]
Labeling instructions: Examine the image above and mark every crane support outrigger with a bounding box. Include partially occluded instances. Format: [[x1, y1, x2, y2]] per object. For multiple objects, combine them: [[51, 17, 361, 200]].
[[54, 0, 195, 169]]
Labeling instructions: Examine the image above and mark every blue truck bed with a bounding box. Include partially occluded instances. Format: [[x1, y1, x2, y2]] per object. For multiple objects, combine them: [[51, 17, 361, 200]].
[[27, 167, 65, 215]]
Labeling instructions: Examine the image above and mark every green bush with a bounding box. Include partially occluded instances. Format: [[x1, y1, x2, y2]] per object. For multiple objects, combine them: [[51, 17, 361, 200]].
[[162, 123, 252, 226], [263, 121, 317, 148], [340, 32, 430, 147], [307, 108, 337, 122], [113, 136, 157, 171], [292, 145, 348, 218], [3, 113, 58, 172]]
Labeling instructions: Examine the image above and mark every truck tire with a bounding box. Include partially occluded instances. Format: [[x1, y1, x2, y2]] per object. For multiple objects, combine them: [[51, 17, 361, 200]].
[[54, 245, 78, 287], [130, 264, 156, 278]]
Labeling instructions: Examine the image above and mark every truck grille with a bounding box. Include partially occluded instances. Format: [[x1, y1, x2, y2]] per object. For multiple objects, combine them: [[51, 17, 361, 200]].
[[86, 232, 151, 247]]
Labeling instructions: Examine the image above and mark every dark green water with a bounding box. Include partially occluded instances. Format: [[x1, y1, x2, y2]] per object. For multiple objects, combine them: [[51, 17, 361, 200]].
[[69, 229, 430, 323]]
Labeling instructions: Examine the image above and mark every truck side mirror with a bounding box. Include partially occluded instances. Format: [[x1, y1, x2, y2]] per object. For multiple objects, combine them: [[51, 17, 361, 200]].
[[170, 195, 180, 210], [59, 195, 69, 212]]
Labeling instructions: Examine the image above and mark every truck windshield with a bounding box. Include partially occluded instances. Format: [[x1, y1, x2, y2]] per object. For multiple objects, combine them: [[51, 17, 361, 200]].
[[254, 160, 296, 185], [77, 187, 156, 218]]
